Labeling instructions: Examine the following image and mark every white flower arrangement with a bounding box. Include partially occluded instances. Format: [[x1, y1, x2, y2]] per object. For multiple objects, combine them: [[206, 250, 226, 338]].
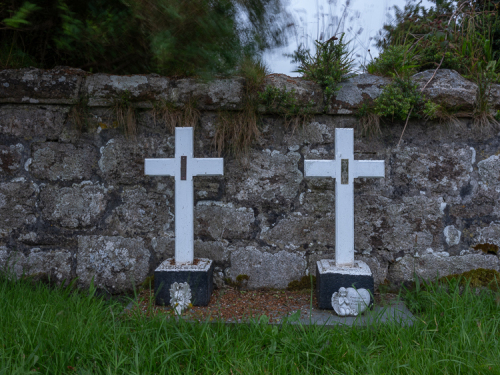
[[169, 282, 192, 315]]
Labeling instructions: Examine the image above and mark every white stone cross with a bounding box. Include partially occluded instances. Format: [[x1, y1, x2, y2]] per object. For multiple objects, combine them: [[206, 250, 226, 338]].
[[304, 128, 384, 267], [144, 127, 223, 264]]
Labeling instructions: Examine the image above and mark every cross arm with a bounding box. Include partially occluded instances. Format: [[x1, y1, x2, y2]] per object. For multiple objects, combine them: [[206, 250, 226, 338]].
[[191, 158, 224, 177], [304, 160, 336, 178], [352, 160, 385, 179], [144, 158, 177, 176]]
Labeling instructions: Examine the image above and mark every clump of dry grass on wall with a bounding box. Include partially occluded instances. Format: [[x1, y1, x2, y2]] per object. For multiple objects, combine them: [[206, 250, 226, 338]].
[[113, 91, 137, 138], [472, 62, 500, 134], [69, 96, 89, 132], [358, 112, 381, 137], [153, 99, 200, 133], [433, 107, 471, 131], [214, 57, 268, 157], [214, 107, 260, 157]]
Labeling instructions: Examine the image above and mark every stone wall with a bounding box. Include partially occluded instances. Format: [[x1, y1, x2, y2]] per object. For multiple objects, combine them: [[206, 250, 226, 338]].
[[1, 67, 499, 293]]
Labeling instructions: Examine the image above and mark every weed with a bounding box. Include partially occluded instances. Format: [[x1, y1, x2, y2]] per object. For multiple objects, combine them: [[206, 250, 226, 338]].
[[356, 102, 381, 136], [473, 60, 500, 132], [153, 99, 200, 133], [214, 56, 267, 156], [373, 77, 432, 121], [239, 55, 268, 94], [287, 276, 316, 291], [224, 274, 249, 289], [214, 107, 260, 157], [259, 85, 314, 130], [69, 95, 90, 132], [113, 90, 137, 138], [289, 33, 354, 111], [366, 45, 419, 78]]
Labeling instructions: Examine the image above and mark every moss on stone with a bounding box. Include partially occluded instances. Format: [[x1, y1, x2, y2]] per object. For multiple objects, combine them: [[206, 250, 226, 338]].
[[439, 268, 500, 291], [473, 243, 499, 255], [225, 274, 249, 289], [287, 275, 316, 291]]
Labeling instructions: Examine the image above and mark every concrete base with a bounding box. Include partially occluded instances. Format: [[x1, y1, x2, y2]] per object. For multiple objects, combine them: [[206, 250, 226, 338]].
[[316, 260, 374, 310], [154, 258, 214, 306]]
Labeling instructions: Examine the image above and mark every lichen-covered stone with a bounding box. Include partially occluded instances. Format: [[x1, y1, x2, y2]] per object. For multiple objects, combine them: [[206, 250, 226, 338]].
[[381, 196, 444, 253], [0, 105, 67, 140], [358, 254, 389, 288], [40, 182, 109, 228], [0, 179, 38, 230], [478, 154, 500, 187], [85, 73, 245, 110], [77, 235, 150, 292], [25, 248, 73, 282], [391, 145, 473, 197], [105, 186, 173, 236], [194, 201, 255, 240], [444, 225, 461, 246], [30, 142, 98, 181], [151, 235, 174, 263], [329, 74, 391, 114], [226, 149, 303, 208], [84, 74, 169, 107], [476, 223, 500, 248], [0, 248, 72, 282], [260, 212, 335, 250], [0, 144, 24, 176], [0, 248, 25, 277], [389, 253, 500, 284], [263, 74, 323, 113], [98, 136, 174, 185], [170, 77, 245, 110], [194, 239, 230, 263], [412, 69, 477, 110], [228, 245, 306, 289], [0, 67, 85, 104]]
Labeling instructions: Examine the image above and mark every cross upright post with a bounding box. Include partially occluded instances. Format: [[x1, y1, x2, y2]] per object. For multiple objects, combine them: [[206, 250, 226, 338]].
[[145, 127, 223, 264], [304, 128, 385, 267]]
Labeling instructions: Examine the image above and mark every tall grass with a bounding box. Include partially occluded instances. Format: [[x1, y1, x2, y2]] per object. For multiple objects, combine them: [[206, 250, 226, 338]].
[[1, 273, 500, 374]]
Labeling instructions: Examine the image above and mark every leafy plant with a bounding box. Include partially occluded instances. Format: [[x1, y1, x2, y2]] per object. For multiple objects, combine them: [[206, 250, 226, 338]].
[[289, 34, 354, 111], [366, 45, 419, 78], [0, 0, 290, 78], [373, 77, 436, 121], [259, 85, 314, 129], [374, 0, 500, 78], [214, 57, 268, 157], [473, 60, 500, 132]]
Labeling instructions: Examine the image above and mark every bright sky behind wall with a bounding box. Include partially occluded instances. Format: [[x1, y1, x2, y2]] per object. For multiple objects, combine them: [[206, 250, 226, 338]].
[[264, 0, 434, 76]]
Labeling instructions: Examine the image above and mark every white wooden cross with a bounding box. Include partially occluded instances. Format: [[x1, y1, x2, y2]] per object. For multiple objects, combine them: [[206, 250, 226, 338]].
[[144, 127, 223, 264], [305, 128, 385, 267]]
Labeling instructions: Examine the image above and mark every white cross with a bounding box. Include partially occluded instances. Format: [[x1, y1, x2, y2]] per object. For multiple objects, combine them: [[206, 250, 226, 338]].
[[304, 128, 385, 267], [145, 127, 223, 264]]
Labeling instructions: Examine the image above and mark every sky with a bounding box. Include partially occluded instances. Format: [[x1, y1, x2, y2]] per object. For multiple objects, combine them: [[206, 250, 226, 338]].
[[263, 0, 434, 75]]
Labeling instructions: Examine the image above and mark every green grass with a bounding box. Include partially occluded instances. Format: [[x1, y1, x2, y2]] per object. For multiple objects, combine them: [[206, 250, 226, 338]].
[[1, 273, 500, 374]]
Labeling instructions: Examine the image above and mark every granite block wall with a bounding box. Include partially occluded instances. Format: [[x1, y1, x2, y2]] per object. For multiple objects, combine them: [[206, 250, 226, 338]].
[[0, 67, 499, 293]]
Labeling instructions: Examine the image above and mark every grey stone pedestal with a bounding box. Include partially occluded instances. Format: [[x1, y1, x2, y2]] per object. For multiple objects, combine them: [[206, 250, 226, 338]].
[[316, 260, 374, 310], [154, 258, 214, 306]]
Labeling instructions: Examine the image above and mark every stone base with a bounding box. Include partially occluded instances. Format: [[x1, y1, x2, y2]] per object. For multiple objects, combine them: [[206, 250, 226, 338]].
[[154, 258, 214, 306], [316, 260, 374, 310]]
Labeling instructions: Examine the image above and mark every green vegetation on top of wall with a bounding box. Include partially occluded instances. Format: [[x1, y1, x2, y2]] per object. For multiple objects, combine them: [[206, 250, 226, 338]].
[[288, 33, 354, 111]]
